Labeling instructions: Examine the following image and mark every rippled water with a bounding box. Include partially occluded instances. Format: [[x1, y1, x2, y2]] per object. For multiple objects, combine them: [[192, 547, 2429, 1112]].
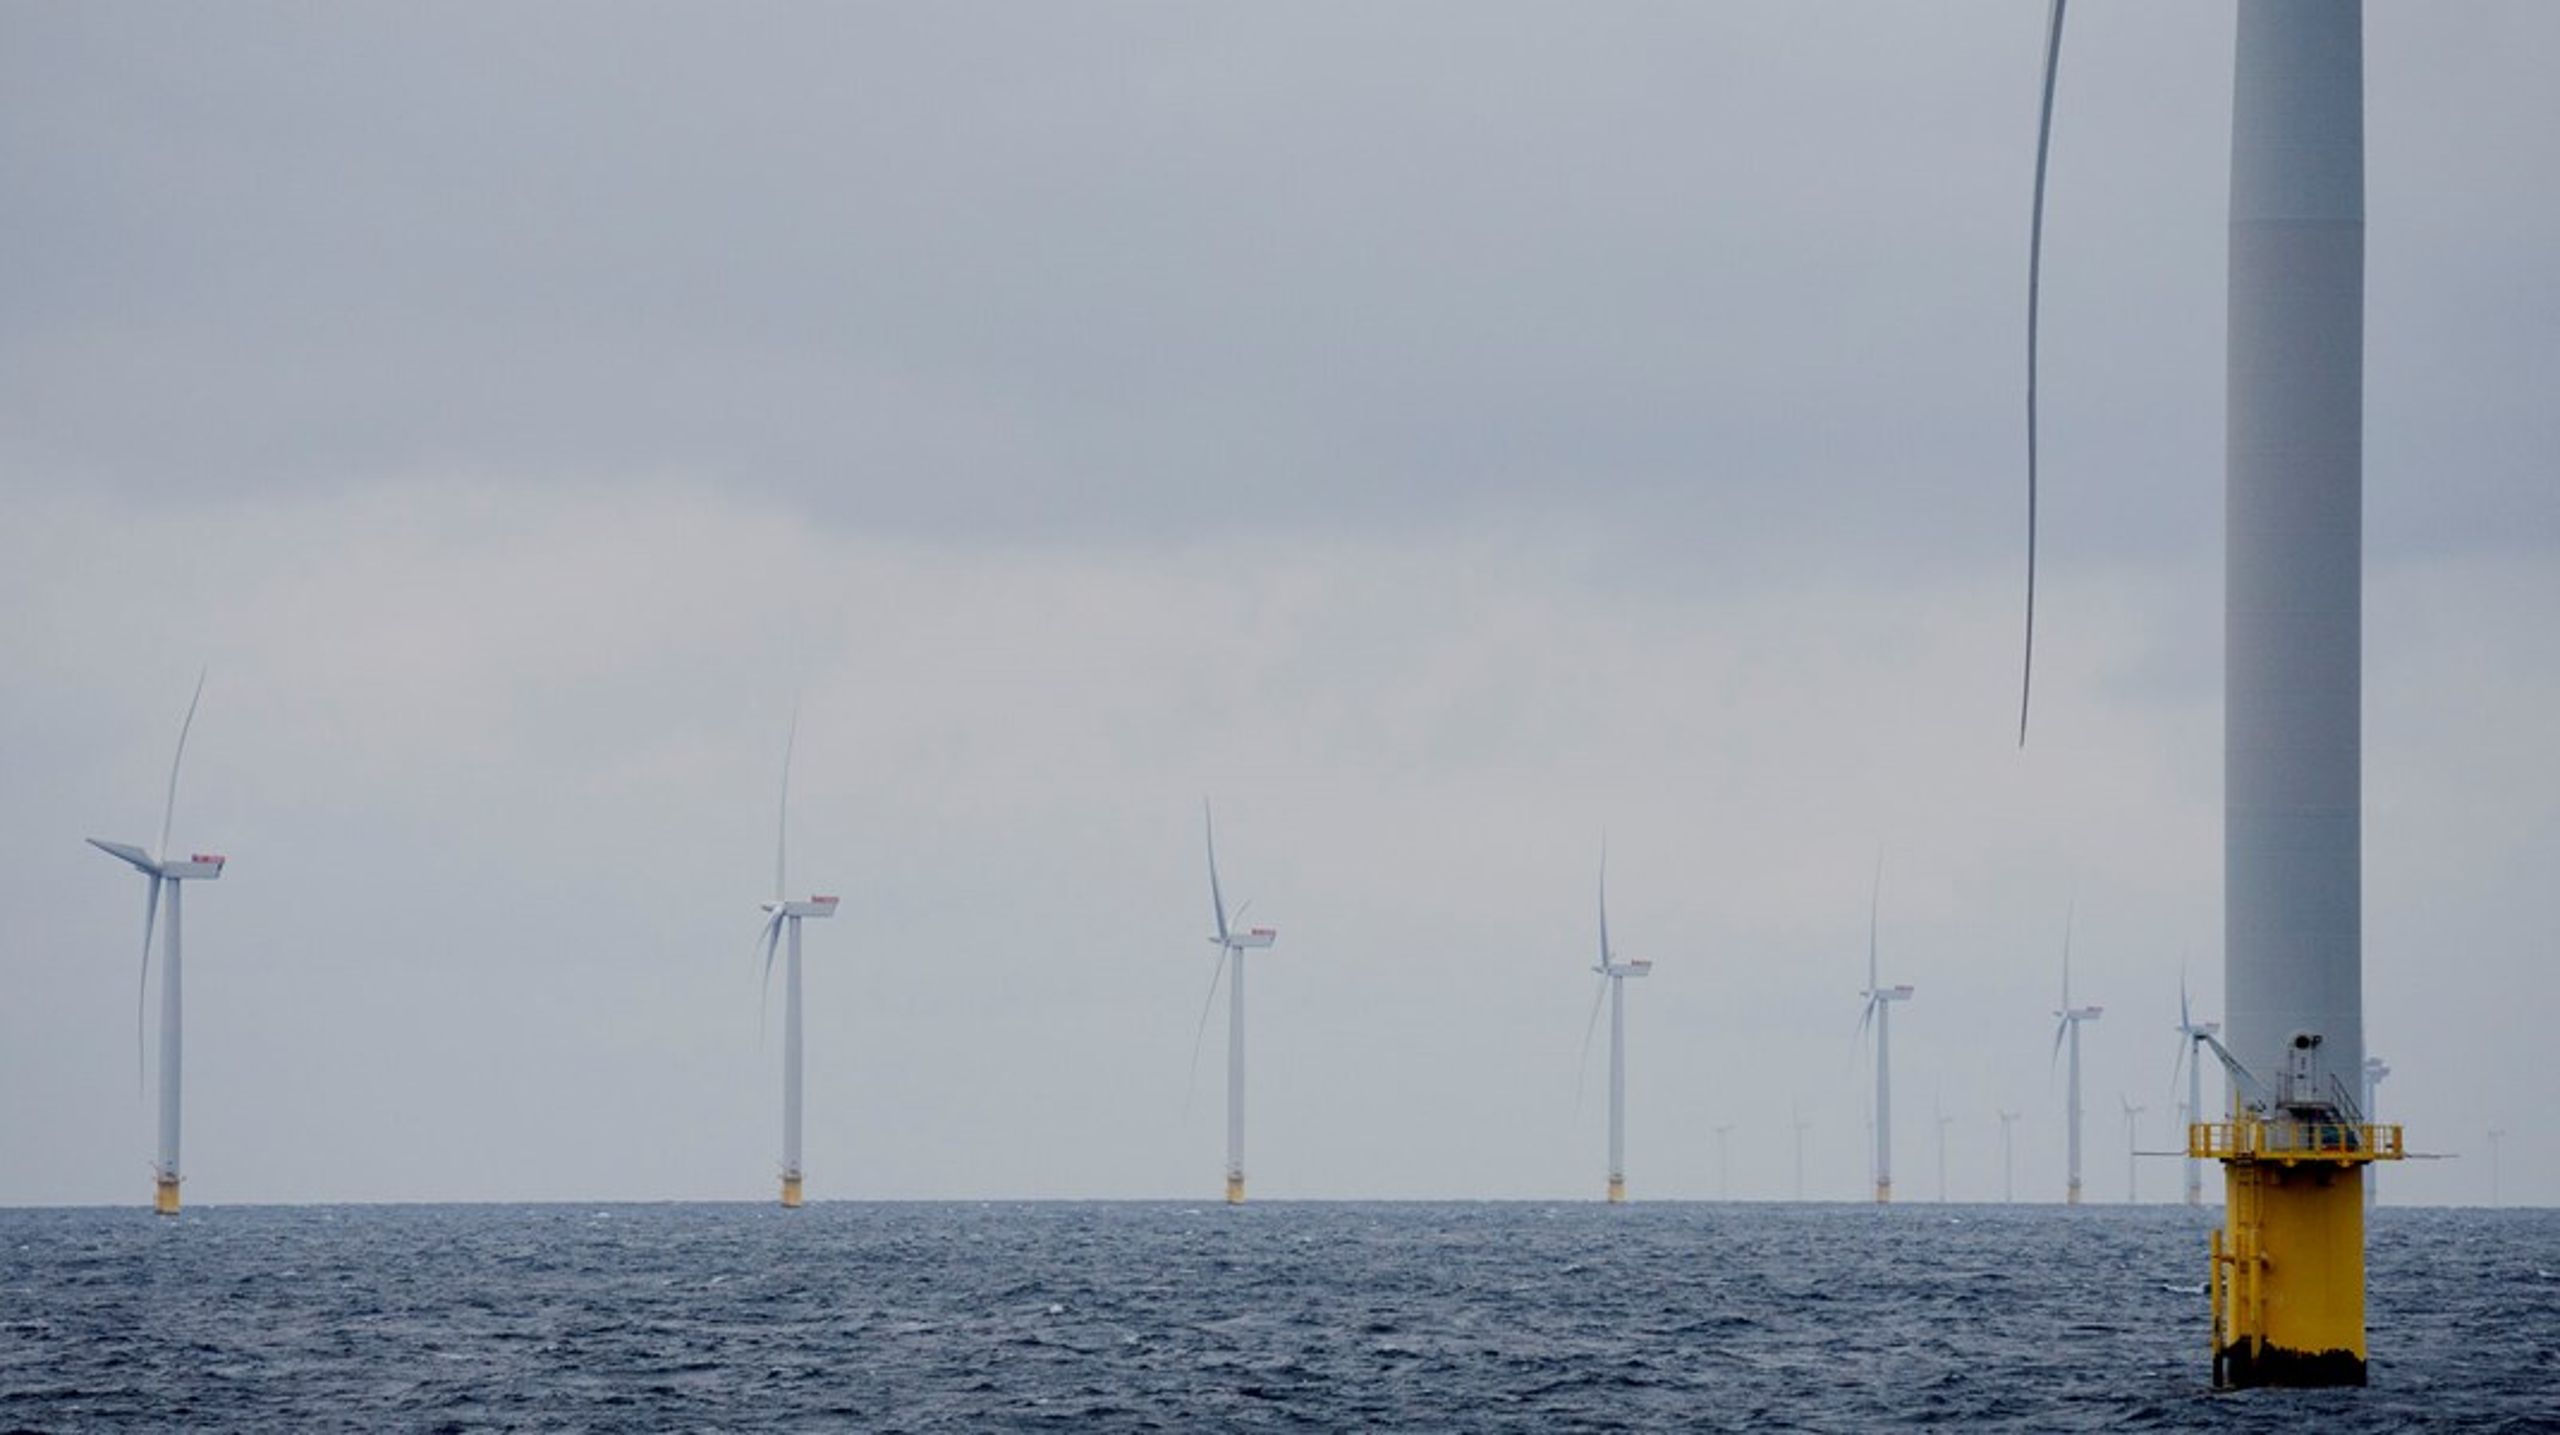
[[4, 1202, 2554, 1430]]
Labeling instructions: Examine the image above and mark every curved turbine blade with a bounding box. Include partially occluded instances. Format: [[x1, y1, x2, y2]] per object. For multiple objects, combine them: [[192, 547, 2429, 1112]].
[[1857, 994, 1876, 1043], [2050, 1016, 2069, 1071], [2021, 0, 2068, 747], [755, 909, 786, 1045], [159, 669, 207, 861], [2169, 1031, 2190, 1097], [1203, 799, 1229, 946], [1183, 946, 1231, 1116], [135, 874, 162, 1098], [1573, 973, 1609, 1112], [774, 699, 800, 902]]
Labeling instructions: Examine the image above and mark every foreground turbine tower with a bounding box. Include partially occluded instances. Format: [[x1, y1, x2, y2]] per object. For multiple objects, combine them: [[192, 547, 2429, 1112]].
[[1201, 801, 1278, 1205], [2049, 915, 2101, 1206], [2028, 0, 2403, 1386], [753, 714, 838, 1209], [1578, 849, 1653, 1203], [1856, 860, 1912, 1204], [87, 672, 226, 1216]]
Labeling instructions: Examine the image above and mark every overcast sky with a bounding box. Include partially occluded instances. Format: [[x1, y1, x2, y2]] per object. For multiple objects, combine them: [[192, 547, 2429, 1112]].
[[4, 2, 2554, 1209]]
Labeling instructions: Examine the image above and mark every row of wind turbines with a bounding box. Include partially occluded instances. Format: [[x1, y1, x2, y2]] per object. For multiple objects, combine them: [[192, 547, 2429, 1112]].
[[88, 676, 2396, 1213]]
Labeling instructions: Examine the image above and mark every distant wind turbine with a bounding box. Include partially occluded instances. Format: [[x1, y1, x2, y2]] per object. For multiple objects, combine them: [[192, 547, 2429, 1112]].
[[2170, 971, 2222, 1206], [2362, 1056, 2390, 1212], [1936, 1101, 1955, 1203], [87, 671, 226, 1216], [2120, 1095, 2146, 1204], [1857, 857, 1913, 1203], [1997, 1109, 2022, 1204], [1195, 801, 1277, 1205], [753, 709, 839, 1209], [1578, 843, 1653, 1203], [2049, 909, 2102, 1205]]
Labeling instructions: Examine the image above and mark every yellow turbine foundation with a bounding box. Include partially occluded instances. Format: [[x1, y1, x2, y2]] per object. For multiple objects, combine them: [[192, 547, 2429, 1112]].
[[1607, 1177, 1626, 1204], [1225, 1174, 1245, 1205], [780, 1173, 803, 1209], [1874, 1180, 1890, 1205], [153, 1176, 180, 1216], [2197, 1118, 2403, 1388]]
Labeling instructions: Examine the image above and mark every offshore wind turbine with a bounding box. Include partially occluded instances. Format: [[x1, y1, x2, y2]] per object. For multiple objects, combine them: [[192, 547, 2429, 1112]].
[[2120, 1095, 2146, 1204], [1936, 1101, 1954, 1203], [753, 711, 838, 1209], [2049, 911, 2102, 1205], [1577, 845, 1653, 1203], [1998, 1110, 2022, 1204], [87, 672, 226, 1216], [2362, 1057, 2390, 1211], [2171, 973, 2222, 1207], [2025, 0, 2404, 1385], [1197, 801, 1277, 1205], [1856, 858, 1913, 1203]]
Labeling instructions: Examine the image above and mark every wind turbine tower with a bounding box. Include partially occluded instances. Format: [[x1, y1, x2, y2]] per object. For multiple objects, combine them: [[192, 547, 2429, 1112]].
[[1201, 801, 1278, 1205], [2027, 0, 2405, 1384], [1936, 1102, 1955, 1203], [1579, 846, 1653, 1203], [87, 673, 225, 1216], [1998, 1110, 2021, 1204], [753, 713, 839, 1209], [1857, 860, 1913, 1203], [2121, 1096, 2146, 1204], [2049, 912, 2101, 1205], [2172, 974, 2223, 1206]]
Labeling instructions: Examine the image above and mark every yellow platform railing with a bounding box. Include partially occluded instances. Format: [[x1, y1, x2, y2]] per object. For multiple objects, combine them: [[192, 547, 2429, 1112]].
[[2189, 1120, 2403, 1164]]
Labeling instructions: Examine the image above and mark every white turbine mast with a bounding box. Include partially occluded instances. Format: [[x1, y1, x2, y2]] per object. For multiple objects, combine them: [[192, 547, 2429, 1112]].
[[1578, 840, 1653, 1203], [1199, 800, 1277, 1205], [1857, 855, 1912, 1204], [2049, 908, 2102, 1206], [755, 705, 839, 1209], [2120, 1094, 2146, 1204], [87, 669, 225, 1217]]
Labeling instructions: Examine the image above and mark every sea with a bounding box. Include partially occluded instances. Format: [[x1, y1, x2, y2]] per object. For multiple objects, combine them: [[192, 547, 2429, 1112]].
[[3, 1201, 2553, 1431]]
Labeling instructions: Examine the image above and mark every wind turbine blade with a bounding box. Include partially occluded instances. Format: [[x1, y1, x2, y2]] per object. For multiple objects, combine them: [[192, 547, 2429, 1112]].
[[2021, 0, 2067, 747], [2050, 1017, 2068, 1072], [2060, 903, 2075, 1007], [1573, 974, 1608, 1111], [86, 839, 161, 875], [1597, 838, 1611, 967], [1203, 799, 1229, 946], [1183, 947, 1231, 1116], [2169, 1033, 2190, 1096], [159, 668, 206, 861], [135, 874, 161, 1098], [774, 699, 800, 902], [755, 910, 785, 1045], [1866, 850, 1883, 993]]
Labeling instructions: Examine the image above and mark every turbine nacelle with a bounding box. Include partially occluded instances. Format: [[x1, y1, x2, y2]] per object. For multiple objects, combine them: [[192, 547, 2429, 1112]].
[[2056, 1004, 2103, 1023], [1597, 958, 1653, 979], [1215, 926, 1277, 951], [1864, 983, 1914, 1004], [766, 896, 839, 919]]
